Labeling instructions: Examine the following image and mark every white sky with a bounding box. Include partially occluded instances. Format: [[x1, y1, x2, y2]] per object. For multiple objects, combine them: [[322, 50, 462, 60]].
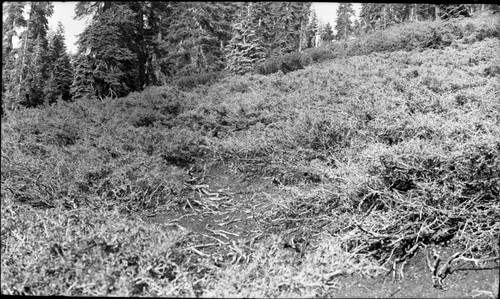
[[48, 1, 87, 54], [9, 2, 360, 54], [312, 2, 362, 27]]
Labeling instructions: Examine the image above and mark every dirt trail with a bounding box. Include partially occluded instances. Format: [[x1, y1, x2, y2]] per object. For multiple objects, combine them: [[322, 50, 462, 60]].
[[143, 161, 276, 261], [143, 161, 499, 298]]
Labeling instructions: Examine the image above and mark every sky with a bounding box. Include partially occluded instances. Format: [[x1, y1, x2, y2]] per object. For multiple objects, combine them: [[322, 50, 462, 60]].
[[43, 2, 361, 54], [48, 1, 87, 54], [311, 2, 362, 27]]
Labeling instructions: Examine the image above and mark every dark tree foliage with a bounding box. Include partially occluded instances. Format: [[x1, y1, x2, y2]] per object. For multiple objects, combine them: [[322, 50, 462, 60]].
[[70, 54, 96, 100], [74, 3, 139, 99], [2, 2, 27, 114], [2, 2, 53, 110], [437, 4, 470, 20], [45, 22, 73, 103], [161, 2, 235, 77], [269, 2, 311, 55], [321, 23, 335, 43], [360, 4, 415, 33], [335, 3, 355, 40], [225, 3, 267, 74]]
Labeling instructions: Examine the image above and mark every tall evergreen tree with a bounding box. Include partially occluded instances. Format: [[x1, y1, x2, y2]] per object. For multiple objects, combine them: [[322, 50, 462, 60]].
[[162, 2, 234, 77], [2, 2, 27, 113], [321, 22, 335, 43], [436, 4, 470, 20], [352, 19, 362, 36], [335, 3, 355, 40], [73, 2, 139, 99], [225, 3, 266, 74], [70, 54, 95, 100], [306, 9, 319, 48], [46, 22, 73, 103], [4, 2, 53, 109], [269, 2, 311, 55], [360, 4, 412, 32]]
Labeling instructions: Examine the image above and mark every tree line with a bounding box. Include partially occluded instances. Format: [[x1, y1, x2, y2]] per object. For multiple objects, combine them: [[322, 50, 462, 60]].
[[2, 2, 497, 114]]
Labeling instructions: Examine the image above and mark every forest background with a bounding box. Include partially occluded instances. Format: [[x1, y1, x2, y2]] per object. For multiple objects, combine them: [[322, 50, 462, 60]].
[[2, 2, 491, 113]]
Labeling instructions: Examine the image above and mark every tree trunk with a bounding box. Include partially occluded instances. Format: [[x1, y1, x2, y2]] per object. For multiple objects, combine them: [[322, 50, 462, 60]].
[[17, 3, 32, 102], [435, 5, 440, 20], [136, 4, 146, 89], [383, 5, 387, 29]]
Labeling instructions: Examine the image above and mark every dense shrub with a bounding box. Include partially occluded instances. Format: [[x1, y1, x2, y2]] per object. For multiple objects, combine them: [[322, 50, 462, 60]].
[[300, 48, 335, 66], [172, 71, 226, 91], [253, 52, 304, 75]]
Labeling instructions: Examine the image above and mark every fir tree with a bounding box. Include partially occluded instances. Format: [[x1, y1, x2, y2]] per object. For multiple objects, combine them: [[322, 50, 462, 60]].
[[335, 3, 355, 40], [269, 2, 311, 55], [2, 2, 27, 113], [359, 4, 411, 32], [306, 9, 319, 48], [225, 3, 266, 74], [46, 22, 73, 103], [162, 2, 234, 77], [11, 2, 53, 108], [321, 23, 335, 43], [74, 3, 139, 99], [436, 4, 470, 20], [70, 54, 95, 100]]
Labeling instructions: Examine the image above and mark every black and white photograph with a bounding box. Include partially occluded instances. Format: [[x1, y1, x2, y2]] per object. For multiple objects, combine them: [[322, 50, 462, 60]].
[[1, 1, 499, 297]]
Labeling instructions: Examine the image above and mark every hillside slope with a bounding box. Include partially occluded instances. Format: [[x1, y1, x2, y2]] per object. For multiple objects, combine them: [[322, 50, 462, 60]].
[[2, 22, 500, 297]]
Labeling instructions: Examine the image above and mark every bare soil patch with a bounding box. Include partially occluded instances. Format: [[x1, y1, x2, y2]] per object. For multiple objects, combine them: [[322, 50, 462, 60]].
[[144, 161, 499, 297]]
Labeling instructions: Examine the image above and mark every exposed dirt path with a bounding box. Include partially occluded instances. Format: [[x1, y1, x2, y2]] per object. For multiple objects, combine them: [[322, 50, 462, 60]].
[[143, 161, 499, 298], [143, 160, 277, 263]]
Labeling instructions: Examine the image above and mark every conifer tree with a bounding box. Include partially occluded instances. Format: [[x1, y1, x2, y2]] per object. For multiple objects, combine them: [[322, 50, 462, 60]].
[[225, 3, 266, 74], [359, 4, 411, 32], [321, 23, 335, 43], [74, 3, 139, 99], [269, 2, 311, 55], [46, 22, 73, 103], [162, 2, 234, 77], [306, 9, 319, 48], [4, 2, 53, 109], [436, 4, 470, 20], [335, 3, 355, 40], [70, 54, 96, 100], [2, 2, 27, 113]]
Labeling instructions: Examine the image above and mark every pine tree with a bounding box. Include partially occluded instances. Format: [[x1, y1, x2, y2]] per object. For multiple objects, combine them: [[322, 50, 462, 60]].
[[70, 54, 96, 100], [225, 3, 267, 74], [74, 3, 139, 99], [162, 2, 234, 77], [141, 1, 173, 86], [306, 9, 319, 48], [335, 3, 355, 40], [269, 2, 311, 55], [352, 19, 362, 36], [46, 22, 73, 103], [10, 2, 53, 108], [321, 23, 335, 43], [2, 2, 27, 113], [436, 4, 470, 20], [360, 4, 412, 32]]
